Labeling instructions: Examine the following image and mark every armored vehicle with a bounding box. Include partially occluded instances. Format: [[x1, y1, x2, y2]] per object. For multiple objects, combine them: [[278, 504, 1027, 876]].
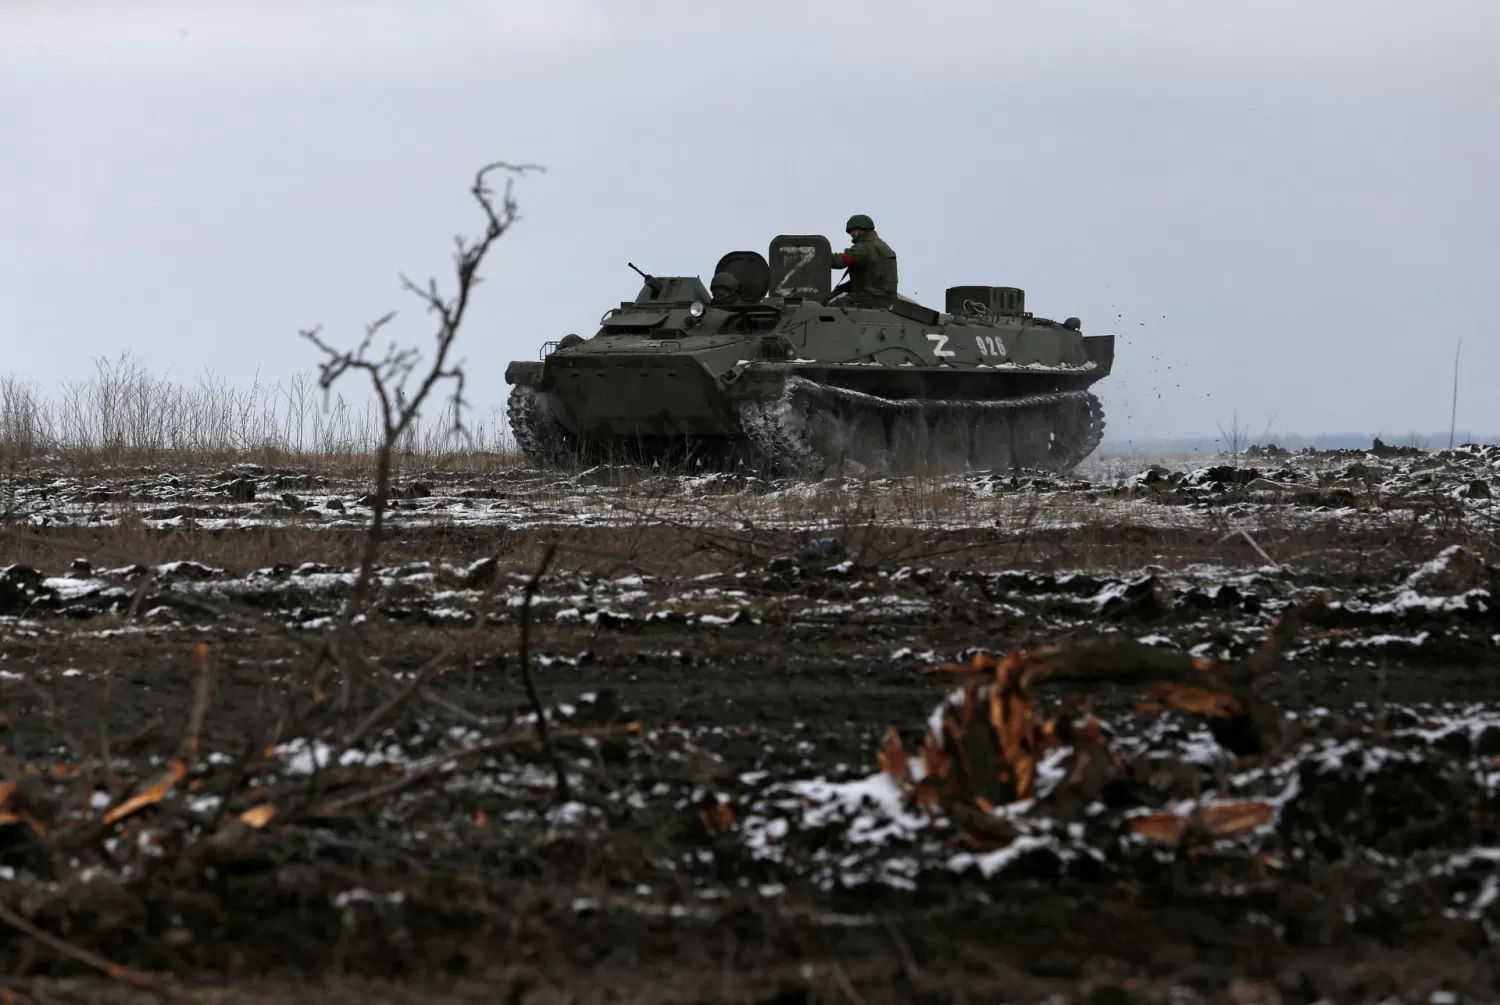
[[505, 234, 1113, 476]]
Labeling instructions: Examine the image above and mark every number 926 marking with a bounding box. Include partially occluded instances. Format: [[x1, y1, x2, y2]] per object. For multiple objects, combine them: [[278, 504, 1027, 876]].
[[975, 334, 1007, 358]]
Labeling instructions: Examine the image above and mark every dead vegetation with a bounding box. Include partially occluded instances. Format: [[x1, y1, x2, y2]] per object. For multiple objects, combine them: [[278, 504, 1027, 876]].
[[878, 597, 1327, 836], [0, 359, 517, 474]]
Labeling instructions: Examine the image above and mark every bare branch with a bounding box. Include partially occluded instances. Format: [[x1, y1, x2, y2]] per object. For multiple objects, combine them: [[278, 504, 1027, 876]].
[[308, 721, 631, 819], [0, 902, 182, 1000], [519, 540, 568, 802], [296, 159, 539, 684]]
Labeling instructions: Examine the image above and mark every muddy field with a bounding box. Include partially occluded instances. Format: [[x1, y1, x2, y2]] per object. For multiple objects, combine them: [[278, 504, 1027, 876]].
[[1, 444, 1498, 1004]]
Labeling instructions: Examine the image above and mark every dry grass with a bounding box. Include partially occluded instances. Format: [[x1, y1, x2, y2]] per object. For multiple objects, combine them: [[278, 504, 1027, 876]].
[[0, 353, 520, 472]]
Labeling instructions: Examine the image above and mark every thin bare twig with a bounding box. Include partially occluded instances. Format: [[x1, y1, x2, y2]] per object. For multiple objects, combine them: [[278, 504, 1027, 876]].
[[293, 161, 540, 720], [830, 962, 868, 1005], [301, 161, 541, 641], [340, 568, 504, 748], [519, 541, 568, 802], [337, 661, 436, 753], [420, 688, 489, 726], [181, 641, 213, 760], [1449, 336, 1463, 450], [124, 569, 156, 621], [1216, 528, 1279, 568], [96, 712, 117, 795], [309, 722, 634, 818], [0, 902, 180, 1000]]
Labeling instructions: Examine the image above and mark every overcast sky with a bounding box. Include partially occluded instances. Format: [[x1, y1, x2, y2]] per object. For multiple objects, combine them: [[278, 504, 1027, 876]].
[[3, 0, 1497, 443]]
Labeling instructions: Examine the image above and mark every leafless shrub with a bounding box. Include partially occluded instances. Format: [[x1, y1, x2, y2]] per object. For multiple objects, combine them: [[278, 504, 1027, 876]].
[[300, 160, 537, 694], [1216, 411, 1248, 463], [0, 375, 51, 458]]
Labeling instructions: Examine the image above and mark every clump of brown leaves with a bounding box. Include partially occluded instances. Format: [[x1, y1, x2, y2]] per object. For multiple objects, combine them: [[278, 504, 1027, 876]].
[[878, 596, 1326, 845]]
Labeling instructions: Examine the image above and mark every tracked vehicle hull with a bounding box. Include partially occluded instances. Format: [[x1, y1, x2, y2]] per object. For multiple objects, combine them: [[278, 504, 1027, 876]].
[[505, 234, 1116, 477], [508, 368, 1106, 476]]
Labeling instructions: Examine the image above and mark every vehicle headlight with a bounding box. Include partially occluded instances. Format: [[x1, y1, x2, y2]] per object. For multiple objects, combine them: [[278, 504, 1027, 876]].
[[689, 300, 705, 318]]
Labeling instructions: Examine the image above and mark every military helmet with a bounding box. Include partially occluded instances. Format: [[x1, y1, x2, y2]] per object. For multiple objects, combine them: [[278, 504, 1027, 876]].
[[710, 271, 739, 290], [845, 214, 875, 232]]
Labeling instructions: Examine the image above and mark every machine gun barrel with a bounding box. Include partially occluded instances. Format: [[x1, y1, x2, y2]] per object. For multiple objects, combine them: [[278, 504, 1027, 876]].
[[627, 262, 663, 294]]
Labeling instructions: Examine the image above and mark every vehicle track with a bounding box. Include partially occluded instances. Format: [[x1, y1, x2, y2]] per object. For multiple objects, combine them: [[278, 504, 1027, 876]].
[[511, 379, 1106, 476]]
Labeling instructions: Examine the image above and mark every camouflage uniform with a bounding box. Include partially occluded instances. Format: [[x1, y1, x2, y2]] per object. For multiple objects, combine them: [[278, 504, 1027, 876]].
[[710, 271, 741, 305], [830, 214, 897, 308]]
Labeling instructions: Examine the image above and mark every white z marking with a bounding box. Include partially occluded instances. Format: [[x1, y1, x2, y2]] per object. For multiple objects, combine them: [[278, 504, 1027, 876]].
[[926, 332, 955, 358], [774, 245, 818, 296]]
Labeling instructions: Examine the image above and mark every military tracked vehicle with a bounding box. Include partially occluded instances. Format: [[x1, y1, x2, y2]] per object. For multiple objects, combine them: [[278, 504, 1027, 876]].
[[505, 234, 1114, 476]]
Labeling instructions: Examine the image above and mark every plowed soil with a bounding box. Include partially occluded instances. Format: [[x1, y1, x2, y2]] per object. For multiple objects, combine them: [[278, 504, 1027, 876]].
[[1, 447, 1498, 1004]]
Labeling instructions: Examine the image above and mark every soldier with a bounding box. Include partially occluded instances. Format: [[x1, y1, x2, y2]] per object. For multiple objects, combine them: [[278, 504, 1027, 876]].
[[829, 214, 898, 308], [709, 271, 741, 305]]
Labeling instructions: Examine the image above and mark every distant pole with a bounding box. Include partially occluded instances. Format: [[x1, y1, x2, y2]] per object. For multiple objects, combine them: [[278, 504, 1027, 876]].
[[1448, 337, 1463, 450]]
